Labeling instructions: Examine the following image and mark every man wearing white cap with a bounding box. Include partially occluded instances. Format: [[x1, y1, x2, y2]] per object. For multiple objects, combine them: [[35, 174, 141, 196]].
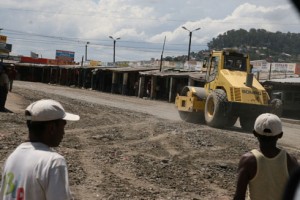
[[0, 99, 80, 200], [233, 113, 299, 200]]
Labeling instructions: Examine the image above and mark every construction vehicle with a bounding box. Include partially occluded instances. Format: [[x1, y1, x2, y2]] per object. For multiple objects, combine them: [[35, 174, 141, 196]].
[[175, 50, 282, 131]]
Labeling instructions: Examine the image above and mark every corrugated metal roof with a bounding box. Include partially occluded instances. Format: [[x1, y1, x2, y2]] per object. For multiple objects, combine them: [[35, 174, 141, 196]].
[[139, 70, 206, 81], [108, 66, 159, 72], [12, 63, 153, 71], [263, 77, 300, 85], [189, 73, 206, 81], [139, 70, 194, 76], [266, 77, 300, 83]]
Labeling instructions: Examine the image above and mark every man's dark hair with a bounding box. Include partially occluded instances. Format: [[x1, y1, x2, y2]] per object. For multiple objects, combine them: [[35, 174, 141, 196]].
[[253, 130, 282, 143], [25, 111, 60, 140], [26, 120, 48, 136]]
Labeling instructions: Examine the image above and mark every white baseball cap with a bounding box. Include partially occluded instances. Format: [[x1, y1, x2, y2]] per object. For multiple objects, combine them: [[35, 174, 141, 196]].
[[25, 99, 80, 121], [254, 113, 282, 136]]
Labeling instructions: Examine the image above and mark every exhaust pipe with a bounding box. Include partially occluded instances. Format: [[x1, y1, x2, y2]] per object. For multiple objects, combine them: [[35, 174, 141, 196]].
[[245, 73, 254, 87]]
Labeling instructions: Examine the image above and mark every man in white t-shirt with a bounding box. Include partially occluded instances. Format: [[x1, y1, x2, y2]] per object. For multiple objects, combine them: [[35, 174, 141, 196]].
[[0, 99, 80, 200]]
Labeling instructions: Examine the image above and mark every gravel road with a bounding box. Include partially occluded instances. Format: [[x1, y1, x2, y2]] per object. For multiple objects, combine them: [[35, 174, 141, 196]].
[[13, 81, 181, 121], [0, 81, 299, 200]]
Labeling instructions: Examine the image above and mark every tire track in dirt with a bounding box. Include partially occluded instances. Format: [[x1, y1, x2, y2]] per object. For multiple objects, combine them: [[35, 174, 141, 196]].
[[68, 131, 105, 199]]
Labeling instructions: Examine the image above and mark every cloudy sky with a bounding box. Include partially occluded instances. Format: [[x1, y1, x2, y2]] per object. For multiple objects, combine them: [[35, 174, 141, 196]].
[[1, 0, 300, 63]]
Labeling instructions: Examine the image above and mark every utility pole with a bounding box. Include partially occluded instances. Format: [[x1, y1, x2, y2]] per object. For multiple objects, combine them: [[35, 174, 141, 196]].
[[85, 42, 90, 61], [109, 36, 121, 65], [160, 36, 166, 72], [182, 26, 201, 61]]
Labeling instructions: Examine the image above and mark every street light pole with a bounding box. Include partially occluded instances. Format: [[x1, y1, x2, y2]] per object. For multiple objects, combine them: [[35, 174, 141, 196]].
[[109, 36, 121, 65], [182, 26, 201, 61], [85, 42, 90, 61]]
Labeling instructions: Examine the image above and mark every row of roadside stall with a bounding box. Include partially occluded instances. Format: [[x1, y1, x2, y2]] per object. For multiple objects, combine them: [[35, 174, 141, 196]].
[[9, 62, 206, 103], [2, 61, 300, 118]]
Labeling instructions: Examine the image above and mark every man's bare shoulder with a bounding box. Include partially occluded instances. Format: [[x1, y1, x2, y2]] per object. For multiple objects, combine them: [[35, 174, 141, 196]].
[[238, 151, 257, 180], [239, 151, 256, 168]]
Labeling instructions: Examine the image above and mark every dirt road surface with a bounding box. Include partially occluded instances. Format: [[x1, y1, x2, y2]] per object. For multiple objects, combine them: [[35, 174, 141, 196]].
[[1, 81, 300, 200]]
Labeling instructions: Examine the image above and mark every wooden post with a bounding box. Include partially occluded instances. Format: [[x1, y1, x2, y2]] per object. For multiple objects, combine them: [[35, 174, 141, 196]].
[[111, 72, 117, 93], [169, 77, 174, 102], [122, 73, 128, 95]]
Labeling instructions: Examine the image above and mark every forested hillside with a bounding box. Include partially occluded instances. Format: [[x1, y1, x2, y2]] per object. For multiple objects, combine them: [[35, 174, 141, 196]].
[[164, 29, 300, 62], [207, 28, 300, 62]]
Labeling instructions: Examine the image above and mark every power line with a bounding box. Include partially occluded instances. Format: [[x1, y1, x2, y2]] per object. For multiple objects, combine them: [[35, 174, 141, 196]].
[[2, 29, 206, 60], [5, 28, 205, 46], [9, 37, 191, 55], [4, 28, 208, 52]]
